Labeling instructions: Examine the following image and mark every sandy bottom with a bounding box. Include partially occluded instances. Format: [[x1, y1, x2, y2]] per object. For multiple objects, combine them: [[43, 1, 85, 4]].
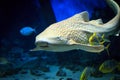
[[0, 65, 119, 80]]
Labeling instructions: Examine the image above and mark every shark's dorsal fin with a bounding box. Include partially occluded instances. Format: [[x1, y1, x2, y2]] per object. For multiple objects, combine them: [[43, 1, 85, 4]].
[[89, 19, 103, 25], [70, 11, 89, 22], [96, 19, 103, 24]]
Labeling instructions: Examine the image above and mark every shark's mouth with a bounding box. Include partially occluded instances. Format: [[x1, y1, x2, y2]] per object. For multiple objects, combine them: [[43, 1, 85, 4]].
[[40, 44, 49, 48], [40, 45, 49, 48], [36, 41, 49, 48]]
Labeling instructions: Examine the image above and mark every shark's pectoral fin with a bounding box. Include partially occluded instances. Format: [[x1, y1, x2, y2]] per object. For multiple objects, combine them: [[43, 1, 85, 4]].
[[67, 39, 78, 44], [67, 39, 105, 53], [78, 44, 105, 53]]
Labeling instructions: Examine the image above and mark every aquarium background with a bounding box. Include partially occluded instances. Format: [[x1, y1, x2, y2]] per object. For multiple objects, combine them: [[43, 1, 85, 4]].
[[0, 0, 120, 80]]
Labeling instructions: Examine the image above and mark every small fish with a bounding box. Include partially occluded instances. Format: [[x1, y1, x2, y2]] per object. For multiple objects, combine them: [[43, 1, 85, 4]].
[[89, 32, 111, 55], [80, 67, 94, 80], [20, 26, 36, 36], [31, 0, 120, 53], [0, 57, 9, 65], [99, 59, 120, 73]]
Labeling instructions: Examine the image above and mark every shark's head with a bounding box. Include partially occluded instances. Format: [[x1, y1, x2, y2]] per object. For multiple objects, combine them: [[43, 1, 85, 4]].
[[30, 37, 74, 52], [30, 27, 73, 52]]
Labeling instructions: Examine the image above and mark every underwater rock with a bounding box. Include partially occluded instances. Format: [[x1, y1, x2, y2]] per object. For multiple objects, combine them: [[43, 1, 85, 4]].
[[56, 68, 66, 77], [19, 69, 28, 74], [110, 75, 120, 80], [30, 69, 45, 76], [65, 64, 80, 72], [90, 69, 103, 78], [37, 66, 50, 72], [9, 52, 38, 69], [0, 68, 21, 77], [66, 78, 74, 80], [0, 71, 6, 78], [59, 77, 64, 80], [19, 56, 38, 68]]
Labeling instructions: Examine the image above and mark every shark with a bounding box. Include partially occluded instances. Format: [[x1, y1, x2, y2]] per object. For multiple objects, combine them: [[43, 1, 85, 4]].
[[31, 0, 120, 53]]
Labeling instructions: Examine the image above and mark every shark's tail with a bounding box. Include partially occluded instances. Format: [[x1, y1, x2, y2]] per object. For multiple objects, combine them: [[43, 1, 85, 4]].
[[103, 0, 120, 32]]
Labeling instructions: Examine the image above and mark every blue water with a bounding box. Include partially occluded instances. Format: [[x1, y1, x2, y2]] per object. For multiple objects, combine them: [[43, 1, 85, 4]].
[[50, 0, 107, 21], [0, 0, 120, 79]]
